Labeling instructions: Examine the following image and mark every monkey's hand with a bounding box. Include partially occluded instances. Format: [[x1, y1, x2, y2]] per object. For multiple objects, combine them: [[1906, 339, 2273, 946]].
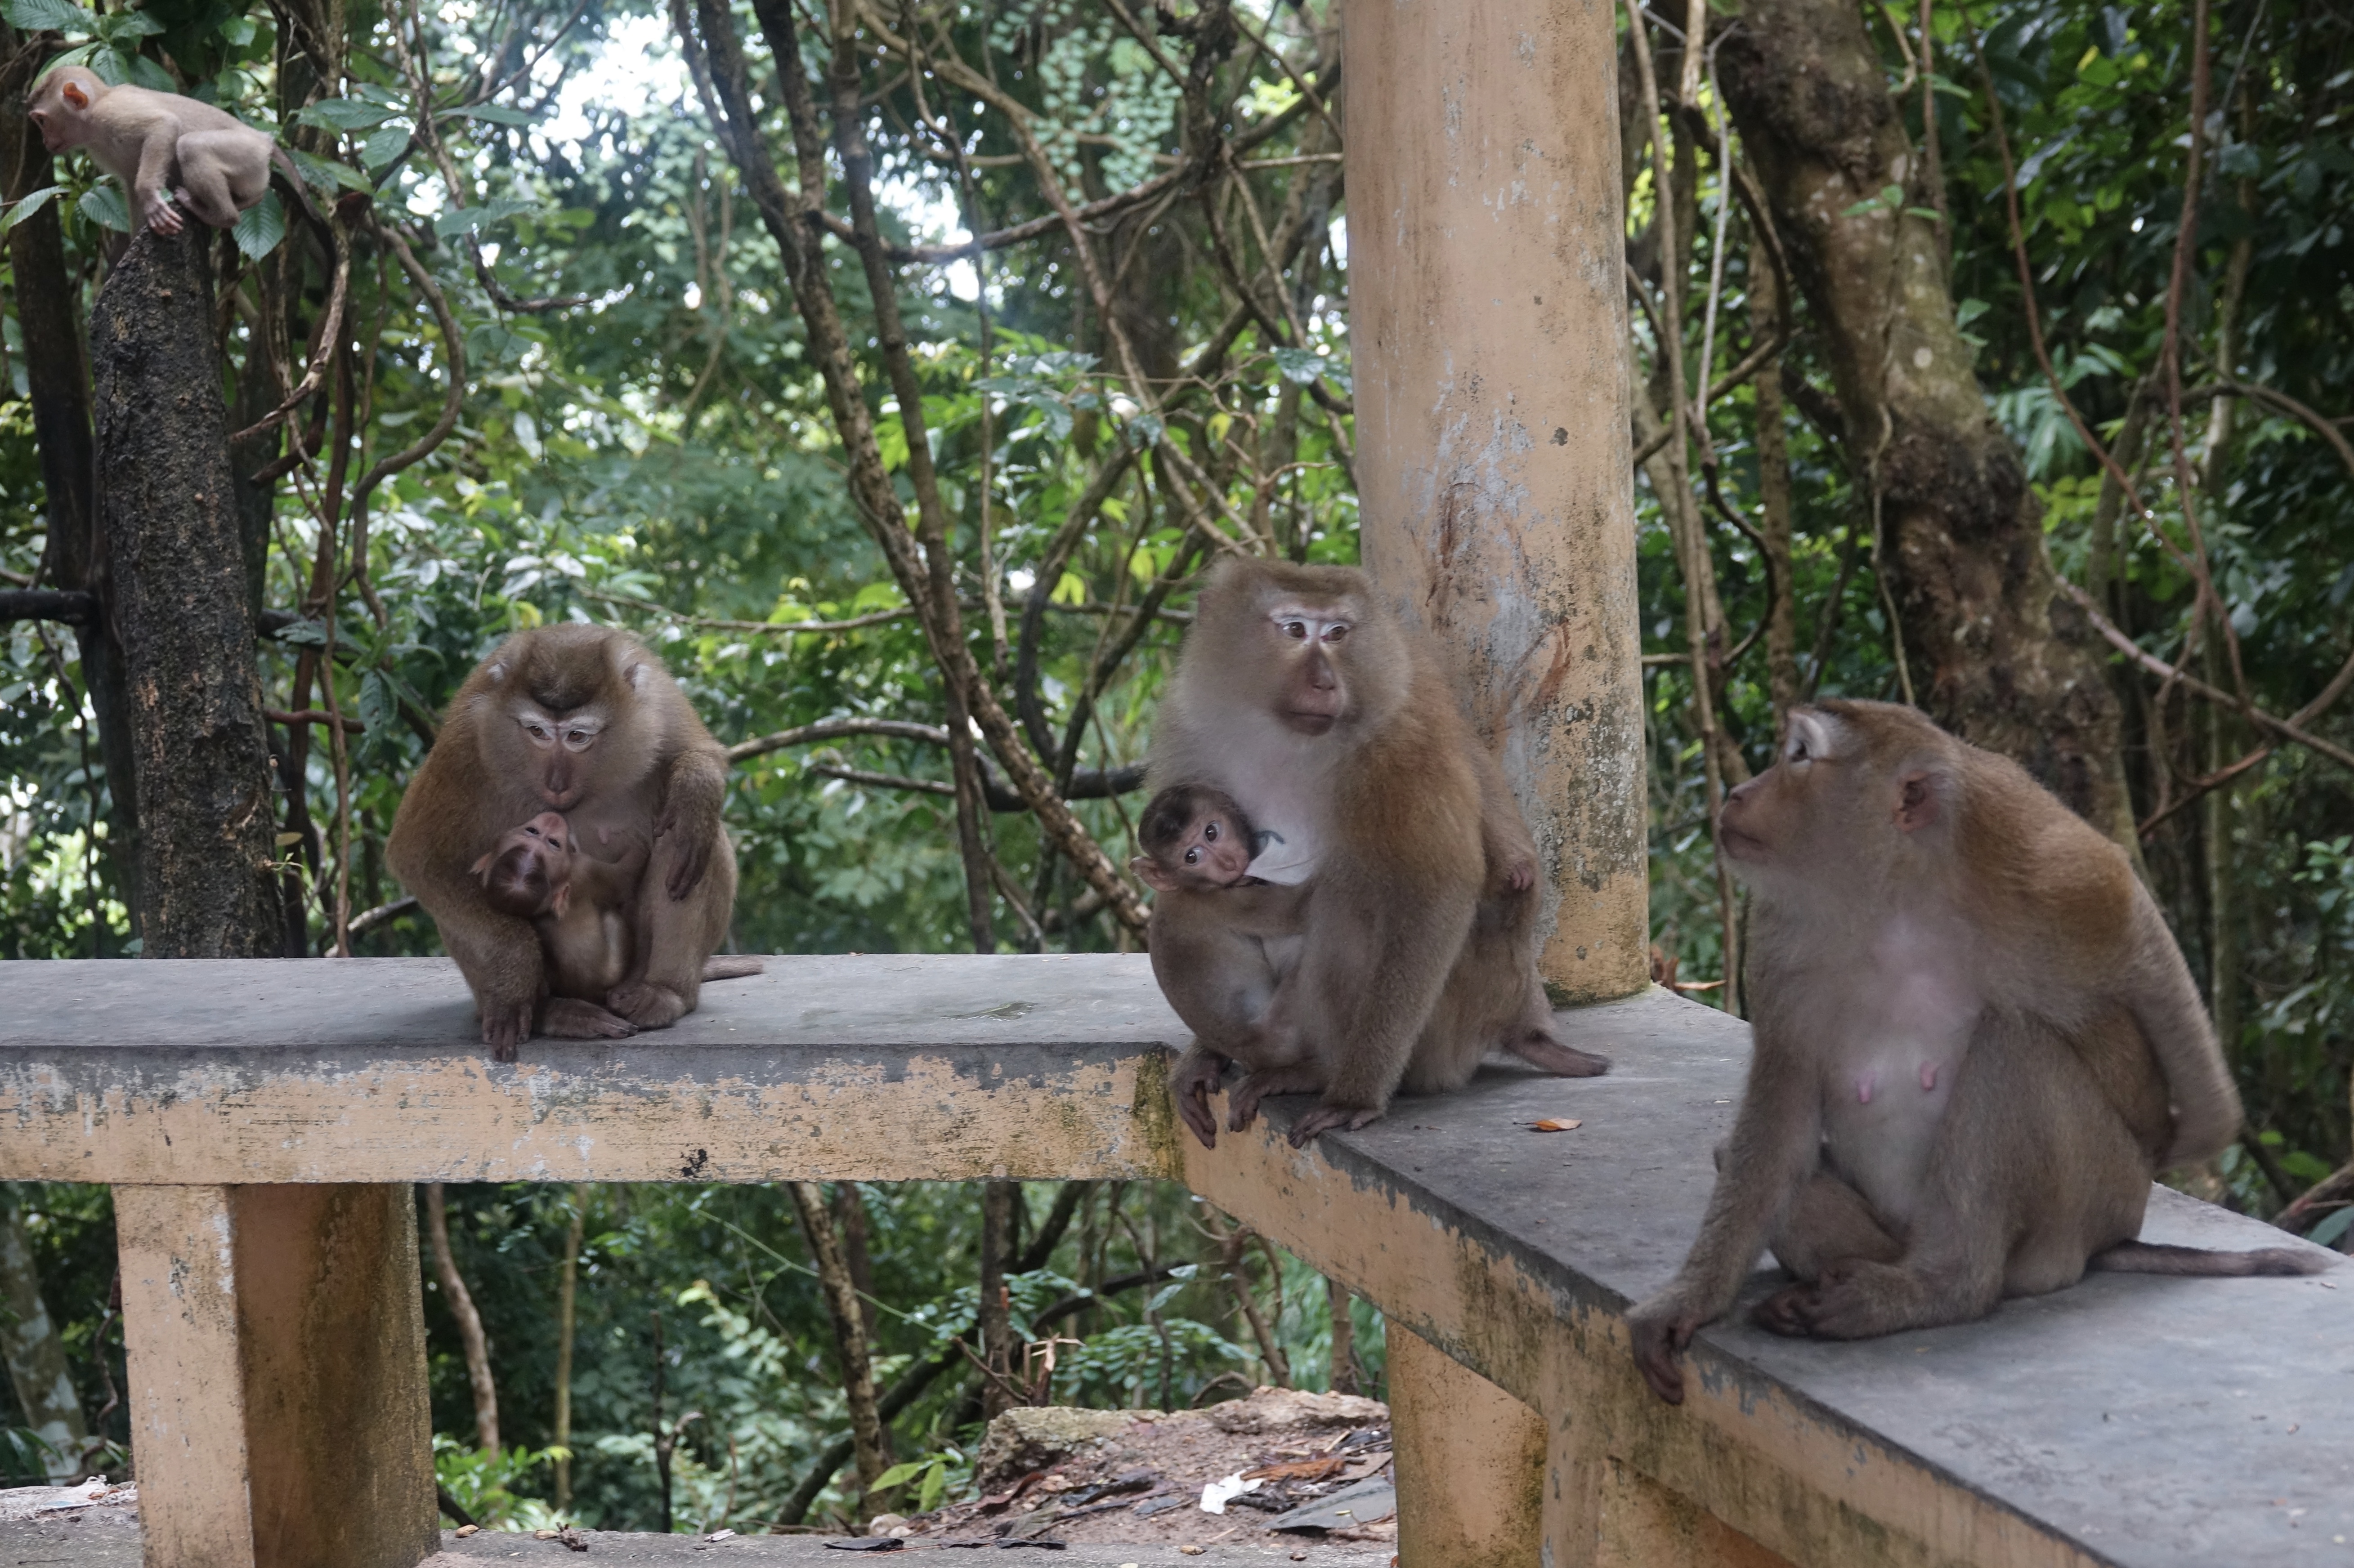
[[1492, 851, 1536, 896], [1285, 1102, 1381, 1147], [1170, 1045, 1230, 1150], [143, 189, 185, 236], [1626, 1294, 1703, 1404]]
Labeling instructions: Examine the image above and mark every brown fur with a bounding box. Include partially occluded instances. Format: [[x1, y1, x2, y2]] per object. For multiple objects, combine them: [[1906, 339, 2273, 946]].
[[29, 67, 285, 235], [386, 625, 738, 1059], [1629, 701, 2324, 1403], [1147, 558, 1606, 1148]]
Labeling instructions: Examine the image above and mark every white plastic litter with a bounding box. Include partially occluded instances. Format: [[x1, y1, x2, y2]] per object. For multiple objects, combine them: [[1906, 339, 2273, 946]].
[[1199, 1471, 1263, 1514]]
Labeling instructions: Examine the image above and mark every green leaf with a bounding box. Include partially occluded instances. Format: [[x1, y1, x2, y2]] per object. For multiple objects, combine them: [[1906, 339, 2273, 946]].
[[431, 195, 540, 238], [286, 146, 371, 193], [446, 103, 538, 127], [232, 190, 284, 259], [356, 670, 392, 743], [917, 1463, 945, 1514], [361, 124, 413, 169], [94, 8, 162, 39], [872, 1460, 930, 1490], [296, 97, 403, 132], [1, 0, 96, 35], [272, 618, 329, 647], [1123, 411, 1164, 449], [1271, 346, 1326, 385], [220, 15, 255, 46], [0, 185, 66, 238], [2309, 1207, 2354, 1250], [123, 52, 173, 91], [75, 182, 130, 232], [85, 47, 124, 83]]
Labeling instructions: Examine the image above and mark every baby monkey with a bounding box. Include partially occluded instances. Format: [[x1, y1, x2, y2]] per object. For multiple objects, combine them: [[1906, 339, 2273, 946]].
[[1132, 785, 1314, 1130], [473, 812, 653, 1039], [28, 66, 299, 236]]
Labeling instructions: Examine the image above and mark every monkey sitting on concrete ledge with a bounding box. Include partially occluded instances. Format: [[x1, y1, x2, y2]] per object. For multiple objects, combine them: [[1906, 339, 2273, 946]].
[[1629, 700, 2327, 1404]]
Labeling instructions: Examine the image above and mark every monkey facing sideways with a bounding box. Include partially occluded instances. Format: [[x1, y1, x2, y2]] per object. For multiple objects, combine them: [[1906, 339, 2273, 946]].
[[28, 67, 307, 237], [1131, 784, 1311, 1122], [1147, 558, 1607, 1150], [387, 625, 745, 1060], [1628, 700, 2326, 1404]]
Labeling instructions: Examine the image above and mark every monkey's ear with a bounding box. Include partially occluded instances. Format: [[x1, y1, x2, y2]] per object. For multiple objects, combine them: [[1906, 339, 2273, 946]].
[[484, 660, 509, 684], [470, 851, 495, 879], [619, 658, 650, 692], [550, 882, 571, 918], [1893, 771, 1941, 833], [60, 80, 89, 110], [1129, 855, 1176, 893]]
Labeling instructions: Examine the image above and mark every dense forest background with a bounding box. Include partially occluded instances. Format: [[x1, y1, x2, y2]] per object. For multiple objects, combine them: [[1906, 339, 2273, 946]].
[[1, 0, 2350, 1536]]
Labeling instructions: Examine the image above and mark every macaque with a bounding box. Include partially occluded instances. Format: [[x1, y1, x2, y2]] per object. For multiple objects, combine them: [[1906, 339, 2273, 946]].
[[1628, 701, 2326, 1403], [1131, 785, 1312, 1112], [28, 67, 304, 237], [386, 625, 741, 1059], [1147, 558, 1607, 1150], [472, 813, 649, 1038]]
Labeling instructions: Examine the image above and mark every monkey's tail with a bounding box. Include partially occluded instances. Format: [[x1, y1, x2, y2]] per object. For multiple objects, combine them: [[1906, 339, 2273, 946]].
[[2090, 1240, 2331, 1278], [702, 956, 766, 981]]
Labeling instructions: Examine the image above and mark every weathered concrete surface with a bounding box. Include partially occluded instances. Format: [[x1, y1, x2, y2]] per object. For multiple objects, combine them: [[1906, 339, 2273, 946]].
[[0, 957, 1182, 1184], [1186, 987, 2350, 1568], [0, 1521, 1394, 1565], [1388, 1327, 1543, 1567], [1346, 0, 1650, 1003]]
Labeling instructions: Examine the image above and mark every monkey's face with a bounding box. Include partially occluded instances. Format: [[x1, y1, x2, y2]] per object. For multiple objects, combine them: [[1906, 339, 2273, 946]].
[[471, 813, 573, 918], [27, 74, 97, 154], [1262, 597, 1355, 736], [1176, 810, 1253, 887], [1720, 710, 1853, 872], [511, 701, 609, 810]]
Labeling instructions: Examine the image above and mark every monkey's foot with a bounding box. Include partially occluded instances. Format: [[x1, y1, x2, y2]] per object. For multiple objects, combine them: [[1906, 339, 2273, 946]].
[[1749, 1283, 1821, 1338], [609, 981, 689, 1028], [1511, 1032, 1611, 1077], [1752, 1261, 1938, 1340], [1285, 1103, 1381, 1146], [143, 193, 184, 235], [542, 998, 638, 1039], [1226, 1065, 1324, 1133]]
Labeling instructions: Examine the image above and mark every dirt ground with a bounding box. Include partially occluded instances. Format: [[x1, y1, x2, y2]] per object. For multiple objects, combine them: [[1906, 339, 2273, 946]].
[[882, 1388, 1398, 1555]]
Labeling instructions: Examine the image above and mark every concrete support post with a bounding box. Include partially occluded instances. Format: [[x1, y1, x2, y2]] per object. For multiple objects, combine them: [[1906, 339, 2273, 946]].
[[116, 1184, 439, 1568], [1388, 1327, 1545, 1567], [1345, 0, 1648, 1003]]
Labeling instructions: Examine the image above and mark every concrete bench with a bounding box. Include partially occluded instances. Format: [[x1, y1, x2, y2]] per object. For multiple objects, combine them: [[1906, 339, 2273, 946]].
[[0, 956, 2343, 1567]]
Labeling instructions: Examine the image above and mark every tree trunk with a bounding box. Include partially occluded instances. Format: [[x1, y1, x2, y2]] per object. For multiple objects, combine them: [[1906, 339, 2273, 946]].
[[1719, 0, 2135, 840], [977, 1180, 1016, 1421], [553, 1184, 586, 1510], [422, 1184, 499, 1455], [1, 42, 139, 931], [1325, 1277, 1360, 1395], [787, 1182, 891, 1519], [88, 229, 280, 955], [1750, 254, 1800, 722], [0, 1192, 90, 1481]]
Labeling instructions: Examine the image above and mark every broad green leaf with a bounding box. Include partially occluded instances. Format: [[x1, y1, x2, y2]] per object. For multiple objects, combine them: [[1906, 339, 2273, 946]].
[[85, 46, 123, 83], [0, 0, 95, 35], [356, 670, 392, 743], [232, 190, 284, 259], [75, 182, 129, 232], [123, 52, 173, 90], [286, 146, 371, 193], [296, 97, 403, 132], [94, 9, 161, 39], [431, 195, 540, 238], [271, 618, 328, 647], [447, 103, 538, 126], [1123, 411, 1164, 449], [0, 185, 66, 238], [872, 1460, 929, 1489], [1271, 346, 1325, 384], [362, 123, 413, 170]]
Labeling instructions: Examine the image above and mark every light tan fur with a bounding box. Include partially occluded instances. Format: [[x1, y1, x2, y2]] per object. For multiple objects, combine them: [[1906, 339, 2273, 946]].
[[28, 67, 282, 236], [1148, 558, 1606, 1148], [386, 624, 738, 1059], [1628, 700, 2324, 1403]]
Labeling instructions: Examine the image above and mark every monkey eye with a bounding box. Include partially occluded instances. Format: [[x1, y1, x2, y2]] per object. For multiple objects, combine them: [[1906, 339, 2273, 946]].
[[1786, 736, 1813, 764], [1322, 623, 1350, 643], [1280, 619, 1308, 639], [522, 720, 555, 747], [562, 727, 597, 751], [1203, 822, 1219, 841], [1184, 847, 1201, 864]]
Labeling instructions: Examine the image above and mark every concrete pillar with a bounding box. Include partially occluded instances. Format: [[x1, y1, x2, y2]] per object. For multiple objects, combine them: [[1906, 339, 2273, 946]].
[[117, 1184, 438, 1568], [1346, 0, 1648, 1003], [1389, 1326, 1545, 1566]]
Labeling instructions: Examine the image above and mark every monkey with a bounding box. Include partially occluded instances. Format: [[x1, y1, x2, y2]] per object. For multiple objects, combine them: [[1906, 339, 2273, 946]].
[[471, 812, 649, 1038], [1131, 785, 1314, 1114], [1627, 700, 2327, 1404], [1146, 558, 1608, 1151], [27, 66, 318, 237], [386, 624, 742, 1060]]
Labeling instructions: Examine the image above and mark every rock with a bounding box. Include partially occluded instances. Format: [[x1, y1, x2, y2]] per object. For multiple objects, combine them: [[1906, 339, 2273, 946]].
[[1204, 1388, 1387, 1434], [867, 1514, 908, 1534], [975, 1407, 1154, 1487]]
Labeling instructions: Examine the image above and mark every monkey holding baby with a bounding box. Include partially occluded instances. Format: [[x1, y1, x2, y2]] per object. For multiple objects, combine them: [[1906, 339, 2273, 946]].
[[28, 66, 310, 237], [1628, 700, 2324, 1403], [1142, 558, 1607, 1148], [388, 625, 758, 1060]]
